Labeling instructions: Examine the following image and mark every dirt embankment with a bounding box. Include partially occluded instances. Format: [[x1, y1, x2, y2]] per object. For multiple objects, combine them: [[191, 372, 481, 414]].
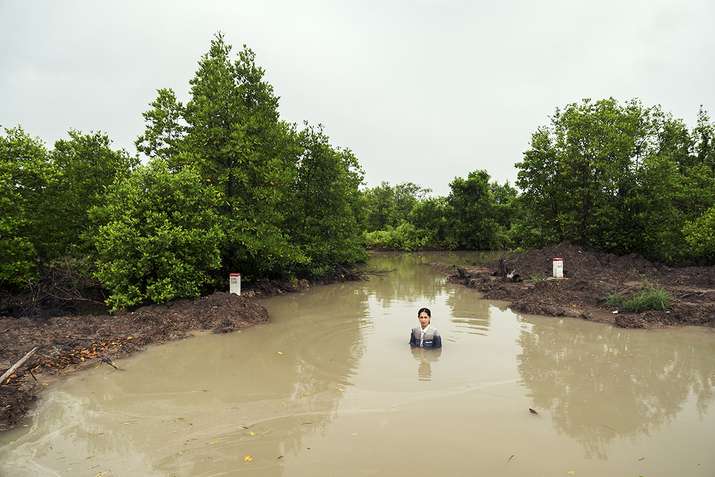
[[425, 241, 715, 329], [0, 279, 308, 432]]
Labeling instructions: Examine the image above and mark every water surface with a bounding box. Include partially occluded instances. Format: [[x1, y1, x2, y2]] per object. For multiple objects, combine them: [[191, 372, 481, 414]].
[[1, 251, 714, 476]]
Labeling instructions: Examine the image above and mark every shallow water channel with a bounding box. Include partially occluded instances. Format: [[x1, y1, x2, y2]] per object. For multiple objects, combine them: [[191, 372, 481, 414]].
[[1, 251, 715, 476]]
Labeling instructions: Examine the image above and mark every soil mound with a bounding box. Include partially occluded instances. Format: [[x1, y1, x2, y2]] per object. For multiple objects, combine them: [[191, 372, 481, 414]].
[[425, 241, 715, 329]]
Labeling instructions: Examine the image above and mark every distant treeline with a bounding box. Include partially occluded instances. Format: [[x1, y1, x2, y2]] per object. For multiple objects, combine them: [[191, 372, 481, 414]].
[[364, 98, 715, 266], [2, 33, 714, 313]]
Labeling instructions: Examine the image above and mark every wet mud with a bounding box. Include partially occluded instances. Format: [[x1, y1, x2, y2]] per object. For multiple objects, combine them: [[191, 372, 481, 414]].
[[426, 241, 715, 329]]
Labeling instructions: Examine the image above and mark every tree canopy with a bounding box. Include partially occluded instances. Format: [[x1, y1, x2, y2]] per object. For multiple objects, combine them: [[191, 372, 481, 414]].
[[516, 98, 715, 262]]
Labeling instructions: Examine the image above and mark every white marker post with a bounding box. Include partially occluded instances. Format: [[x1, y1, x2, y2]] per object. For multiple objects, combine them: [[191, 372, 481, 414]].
[[230, 273, 241, 295], [553, 258, 563, 278]]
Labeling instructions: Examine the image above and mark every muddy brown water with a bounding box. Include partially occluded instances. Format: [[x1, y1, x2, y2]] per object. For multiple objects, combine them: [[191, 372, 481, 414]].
[[1, 252, 714, 476]]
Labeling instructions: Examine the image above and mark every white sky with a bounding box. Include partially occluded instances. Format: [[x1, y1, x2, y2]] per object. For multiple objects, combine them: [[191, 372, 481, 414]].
[[1, 0, 713, 196]]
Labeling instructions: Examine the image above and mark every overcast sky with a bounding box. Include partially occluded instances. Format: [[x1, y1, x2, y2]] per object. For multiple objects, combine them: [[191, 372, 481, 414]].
[[1, 0, 713, 196]]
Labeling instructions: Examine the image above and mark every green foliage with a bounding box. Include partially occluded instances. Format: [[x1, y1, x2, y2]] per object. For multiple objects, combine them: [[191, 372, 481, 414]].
[[286, 124, 368, 277], [605, 291, 624, 307], [135, 32, 370, 283], [445, 170, 509, 250], [0, 127, 50, 282], [490, 180, 520, 236], [362, 222, 432, 251], [605, 284, 672, 312], [683, 205, 715, 261], [48, 130, 139, 258], [137, 33, 303, 279], [363, 181, 431, 232], [1, 127, 137, 290], [360, 173, 518, 252], [516, 98, 715, 263], [623, 285, 672, 312], [90, 162, 225, 311], [135, 88, 186, 162], [407, 196, 448, 246]]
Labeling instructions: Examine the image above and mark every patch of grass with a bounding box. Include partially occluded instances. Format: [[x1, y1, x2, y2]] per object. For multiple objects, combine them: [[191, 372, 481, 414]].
[[605, 282, 672, 312], [605, 291, 624, 307], [628, 266, 642, 276], [623, 285, 672, 312], [530, 273, 545, 282]]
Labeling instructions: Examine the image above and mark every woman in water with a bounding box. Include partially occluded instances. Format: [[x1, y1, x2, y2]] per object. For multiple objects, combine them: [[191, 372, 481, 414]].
[[409, 307, 442, 348]]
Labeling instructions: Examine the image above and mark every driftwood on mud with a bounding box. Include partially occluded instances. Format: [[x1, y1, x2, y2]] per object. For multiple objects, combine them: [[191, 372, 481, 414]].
[[498, 255, 521, 282], [498, 255, 507, 277], [506, 270, 521, 282], [1, 346, 38, 384], [101, 356, 122, 371]]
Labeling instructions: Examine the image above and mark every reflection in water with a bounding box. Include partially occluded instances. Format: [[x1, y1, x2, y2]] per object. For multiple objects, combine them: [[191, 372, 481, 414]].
[[516, 317, 715, 460], [447, 285, 493, 337], [364, 250, 504, 308], [411, 347, 442, 381]]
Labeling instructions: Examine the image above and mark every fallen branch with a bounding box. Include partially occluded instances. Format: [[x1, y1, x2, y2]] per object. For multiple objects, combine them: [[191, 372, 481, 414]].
[[101, 356, 122, 371], [1, 347, 38, 384]]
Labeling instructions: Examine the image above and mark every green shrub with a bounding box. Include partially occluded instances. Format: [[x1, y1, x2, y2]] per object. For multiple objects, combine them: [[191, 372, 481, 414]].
[[90, 161, 225, 311], [605, 291, 624, 307], [623, 285, 672, 312], [362, 222, 437, 251]]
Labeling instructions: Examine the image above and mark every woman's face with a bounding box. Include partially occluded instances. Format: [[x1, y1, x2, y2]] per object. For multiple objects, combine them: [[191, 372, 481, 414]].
[[418, 311, 431, 329]]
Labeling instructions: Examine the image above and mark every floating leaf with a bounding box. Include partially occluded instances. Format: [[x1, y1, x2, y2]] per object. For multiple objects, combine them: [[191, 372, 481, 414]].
[[244, 455, 253, 462], [261, 429, 272, 435], [250, 431, 256, 436], [302, 393, 310, 396], [277, 455, 284, 460], [177, 417, 185, 421], [352, 433, 357, 436], [280, 402, 286, 405], [337, 388, 346, 392], [583, 400, 588, 403], [277, 351, 283, 355], [209, 441, 218, 445], [568, 472, 575, 474]]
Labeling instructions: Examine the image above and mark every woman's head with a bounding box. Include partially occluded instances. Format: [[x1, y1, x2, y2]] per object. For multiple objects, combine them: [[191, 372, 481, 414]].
[[418, 307, 431, 328]]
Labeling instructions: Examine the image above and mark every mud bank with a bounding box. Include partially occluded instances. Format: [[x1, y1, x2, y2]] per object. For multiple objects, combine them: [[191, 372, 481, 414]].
[[0, 278, 309, 432], [425, 241, 715, 329]]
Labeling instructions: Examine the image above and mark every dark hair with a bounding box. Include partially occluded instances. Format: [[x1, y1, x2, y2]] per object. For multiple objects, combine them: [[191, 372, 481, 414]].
[[418, 307, 431, 317]]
